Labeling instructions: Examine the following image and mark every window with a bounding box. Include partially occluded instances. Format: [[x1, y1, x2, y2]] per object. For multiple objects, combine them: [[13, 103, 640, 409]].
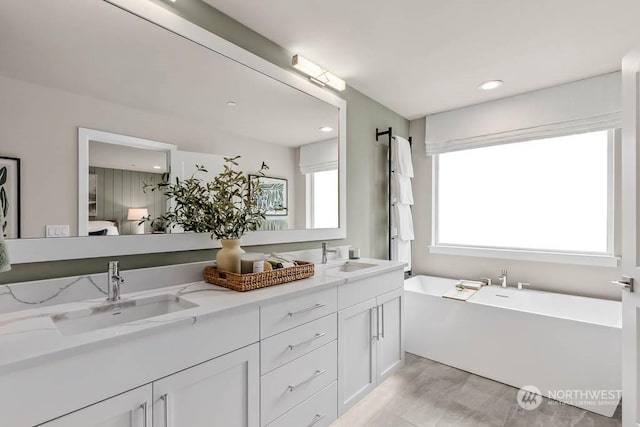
[[434, 130, 613, 259], [307, 170, 338, 229]]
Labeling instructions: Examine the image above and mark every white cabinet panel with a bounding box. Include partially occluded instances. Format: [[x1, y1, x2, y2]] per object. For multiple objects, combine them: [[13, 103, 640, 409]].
[[261, 341, 337, 425], [376, 288, 404, 383], [40, 385, 151, 427], [261, 313, 337, 374], [337, 298, 377, 415], [152, 343, 259, 427], [337, 270, 403, 310]]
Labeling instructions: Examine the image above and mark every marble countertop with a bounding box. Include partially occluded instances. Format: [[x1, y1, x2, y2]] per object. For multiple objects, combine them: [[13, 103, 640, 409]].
[[0, 258, 404, 375]]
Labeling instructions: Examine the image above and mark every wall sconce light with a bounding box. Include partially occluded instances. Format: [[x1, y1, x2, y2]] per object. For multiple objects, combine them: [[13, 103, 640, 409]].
[[292, 54, 346, 91], [127, 208, 149, 235]]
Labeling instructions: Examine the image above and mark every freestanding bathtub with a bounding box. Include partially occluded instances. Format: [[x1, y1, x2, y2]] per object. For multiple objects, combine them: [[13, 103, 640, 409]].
[[405, 275, 622, 417]]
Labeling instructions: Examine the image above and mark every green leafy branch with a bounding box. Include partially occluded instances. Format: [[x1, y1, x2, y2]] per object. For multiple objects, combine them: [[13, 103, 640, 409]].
[[143, 156, 268, 240]]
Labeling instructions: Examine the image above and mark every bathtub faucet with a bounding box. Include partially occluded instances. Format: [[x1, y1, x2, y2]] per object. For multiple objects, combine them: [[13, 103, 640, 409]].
[[499, 269, 508, 288]]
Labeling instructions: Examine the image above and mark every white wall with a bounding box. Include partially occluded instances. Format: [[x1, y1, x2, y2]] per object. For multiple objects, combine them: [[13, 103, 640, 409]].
[[409, 117, 622, 300], [0, 75, 300, 238]]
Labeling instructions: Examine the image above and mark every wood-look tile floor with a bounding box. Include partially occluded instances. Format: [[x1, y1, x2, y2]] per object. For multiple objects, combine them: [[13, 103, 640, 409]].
[[332, 353, 622, 427]]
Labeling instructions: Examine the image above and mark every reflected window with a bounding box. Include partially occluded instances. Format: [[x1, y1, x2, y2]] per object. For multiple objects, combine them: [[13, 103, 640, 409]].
[[307, 170, 338, 229]]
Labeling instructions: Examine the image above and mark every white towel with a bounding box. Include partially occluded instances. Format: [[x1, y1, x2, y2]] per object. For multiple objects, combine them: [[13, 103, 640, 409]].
[[392, 173, 413, 205], [392, 136, 414, 178], [392, 239, 411, 271], [0, 212, 11, 273], [393, 204, 414, 241]]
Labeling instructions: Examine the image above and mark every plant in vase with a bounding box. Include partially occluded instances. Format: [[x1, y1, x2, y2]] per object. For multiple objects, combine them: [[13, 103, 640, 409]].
[[144, 156, 268, 273]]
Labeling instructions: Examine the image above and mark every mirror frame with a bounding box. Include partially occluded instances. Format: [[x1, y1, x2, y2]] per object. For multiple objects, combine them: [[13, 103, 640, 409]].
[[6, 0, 347, 263], [78, 127, 178, 237]]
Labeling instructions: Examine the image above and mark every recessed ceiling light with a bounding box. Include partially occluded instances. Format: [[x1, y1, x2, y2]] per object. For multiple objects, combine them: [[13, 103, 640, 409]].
[[153, 165, 162, 170], [319, 126, 334, 132], [226, 101, 237, 107], [479, 80, 503, 91]]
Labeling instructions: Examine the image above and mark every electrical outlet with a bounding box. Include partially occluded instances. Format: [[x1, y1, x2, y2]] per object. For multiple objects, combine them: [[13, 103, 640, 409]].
[[46, 225, 70, 238]]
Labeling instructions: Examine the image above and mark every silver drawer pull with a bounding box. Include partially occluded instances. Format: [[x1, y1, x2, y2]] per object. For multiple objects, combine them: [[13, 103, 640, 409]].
[[288, 369, 326, 392], [309, 413, 326, 426], [288, 332, 327, 350], [288, 303, 325, 317]]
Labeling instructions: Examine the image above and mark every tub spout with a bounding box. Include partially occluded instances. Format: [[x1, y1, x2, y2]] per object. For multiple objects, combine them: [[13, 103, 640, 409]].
[[499, 270, 508, 288]]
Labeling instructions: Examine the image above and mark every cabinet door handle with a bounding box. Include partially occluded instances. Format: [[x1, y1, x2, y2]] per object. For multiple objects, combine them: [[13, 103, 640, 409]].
[[139, 402, 148, 427], [376, 305, 381, 341], [288, 303, 325, 317], [160, 394, 170, 427], [381, 303, 385, 339], [288, 369, 326, 392], [309, 413, 326, 426], [288, 332, 326, 350]]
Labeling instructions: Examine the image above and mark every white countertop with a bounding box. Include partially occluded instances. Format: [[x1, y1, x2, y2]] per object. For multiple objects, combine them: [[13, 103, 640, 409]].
[[0, 258, 404, 375]]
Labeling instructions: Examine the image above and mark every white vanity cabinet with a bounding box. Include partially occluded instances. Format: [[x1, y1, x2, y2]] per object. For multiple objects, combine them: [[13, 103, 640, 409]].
[[153, 343, 259, 427], [39, 385, 152, 427], [337, 270, 404, 415]]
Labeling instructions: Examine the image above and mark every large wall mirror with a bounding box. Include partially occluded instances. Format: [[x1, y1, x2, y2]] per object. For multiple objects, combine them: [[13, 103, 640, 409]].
[[0, 0, 346, 263]]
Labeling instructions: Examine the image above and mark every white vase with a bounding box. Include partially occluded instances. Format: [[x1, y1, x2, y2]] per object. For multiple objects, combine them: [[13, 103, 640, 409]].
[[216, 239, 245, 273]]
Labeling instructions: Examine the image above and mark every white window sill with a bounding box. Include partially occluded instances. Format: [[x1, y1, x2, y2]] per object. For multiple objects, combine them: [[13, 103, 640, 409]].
[[428, 245, 619, 268]]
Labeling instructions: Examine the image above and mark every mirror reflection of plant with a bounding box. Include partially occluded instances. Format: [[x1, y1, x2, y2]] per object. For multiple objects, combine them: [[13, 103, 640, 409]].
[[143, 156, 268, 240]]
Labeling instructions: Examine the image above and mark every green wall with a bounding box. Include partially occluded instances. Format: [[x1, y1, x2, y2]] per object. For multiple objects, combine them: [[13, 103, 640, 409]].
[[0, 0, 408, 284]]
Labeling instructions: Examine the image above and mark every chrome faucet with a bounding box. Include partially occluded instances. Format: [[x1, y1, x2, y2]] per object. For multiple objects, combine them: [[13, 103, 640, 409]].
[[498, 269, 508, 288], [107, 261, 125, 302], [321, 242, 337, 264]]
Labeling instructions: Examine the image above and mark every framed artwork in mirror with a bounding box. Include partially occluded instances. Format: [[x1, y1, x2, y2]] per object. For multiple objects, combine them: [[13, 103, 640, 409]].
[[0, 156, 21, 238], [250, 175, 288, 216]]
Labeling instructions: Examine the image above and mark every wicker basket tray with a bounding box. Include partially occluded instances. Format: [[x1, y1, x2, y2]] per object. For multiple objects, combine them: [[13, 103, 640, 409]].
[[203, 261, 315, 292]]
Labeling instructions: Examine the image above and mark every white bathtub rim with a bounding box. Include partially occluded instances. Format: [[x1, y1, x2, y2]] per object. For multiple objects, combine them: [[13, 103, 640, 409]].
[[404, 275, 622, 329]]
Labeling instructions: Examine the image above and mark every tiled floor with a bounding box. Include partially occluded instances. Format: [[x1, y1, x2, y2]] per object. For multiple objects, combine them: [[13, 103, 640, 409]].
[[332, 353, 622, 427]]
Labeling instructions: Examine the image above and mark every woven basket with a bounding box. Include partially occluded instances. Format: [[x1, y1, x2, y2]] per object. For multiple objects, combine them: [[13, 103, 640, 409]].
[[203, 261, 315, 292]]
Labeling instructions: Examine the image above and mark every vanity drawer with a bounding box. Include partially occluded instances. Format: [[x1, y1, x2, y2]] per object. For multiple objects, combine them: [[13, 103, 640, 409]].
[[267, 382, 337, 427], [261, 341, 337, 425], [261, 313, 337, 374], [261, 288, 337, 338]]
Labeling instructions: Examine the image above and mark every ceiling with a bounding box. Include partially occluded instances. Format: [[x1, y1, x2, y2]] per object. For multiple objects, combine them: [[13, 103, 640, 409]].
[[204, 0, 640, 119], [89, 142, 168, 173], [0, 0, 338, 148]]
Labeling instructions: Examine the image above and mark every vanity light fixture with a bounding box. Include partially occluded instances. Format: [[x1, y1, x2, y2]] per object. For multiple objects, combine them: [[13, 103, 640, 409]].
[[226, 101, 237, 107], [479, 80, 503, 91], [292, 54, 346, 91], [319, 126, 334, 132], [127, 208, 149, 235]]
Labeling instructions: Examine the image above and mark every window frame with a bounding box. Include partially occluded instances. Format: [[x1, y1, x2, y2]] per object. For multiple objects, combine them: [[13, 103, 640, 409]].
[[430, 129, 619, 267]]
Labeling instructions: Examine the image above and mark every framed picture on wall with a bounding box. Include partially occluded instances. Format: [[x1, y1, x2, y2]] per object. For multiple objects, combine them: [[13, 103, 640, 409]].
[[249, 175, 288, 216], [88, 173, 97, 217], [0, 156, 21, 238]]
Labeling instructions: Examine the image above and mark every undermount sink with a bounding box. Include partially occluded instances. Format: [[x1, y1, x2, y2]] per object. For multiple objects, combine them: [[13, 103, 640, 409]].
[[328, 261, 377, 273], [51, 294, 198, 336]]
